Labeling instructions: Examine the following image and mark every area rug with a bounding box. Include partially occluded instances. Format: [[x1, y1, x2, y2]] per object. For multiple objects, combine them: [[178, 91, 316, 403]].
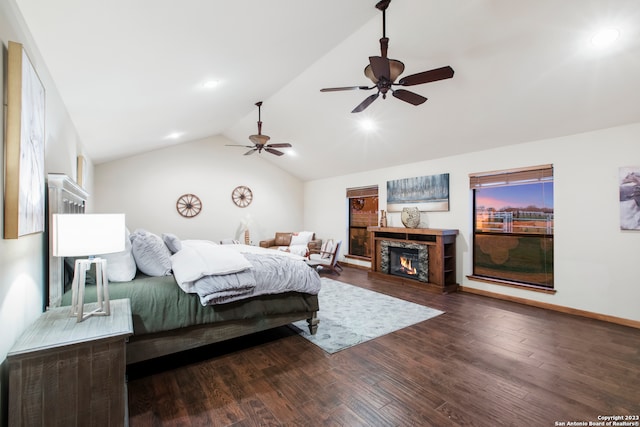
[[290, 278, 444, 354]]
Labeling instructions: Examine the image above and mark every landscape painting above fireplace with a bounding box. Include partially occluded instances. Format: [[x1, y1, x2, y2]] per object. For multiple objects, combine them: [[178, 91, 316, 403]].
[[387, 173, 449, 212]]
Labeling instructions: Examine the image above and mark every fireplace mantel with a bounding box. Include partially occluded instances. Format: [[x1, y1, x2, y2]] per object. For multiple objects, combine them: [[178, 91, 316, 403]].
[[367, 227, 459, 293]]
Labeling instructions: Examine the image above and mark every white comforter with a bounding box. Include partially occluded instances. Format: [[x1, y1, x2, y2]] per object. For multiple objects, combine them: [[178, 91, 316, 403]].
[[171, 242, 321, 305]]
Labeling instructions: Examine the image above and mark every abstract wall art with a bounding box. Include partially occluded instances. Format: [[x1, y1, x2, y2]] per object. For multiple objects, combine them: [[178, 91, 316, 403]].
[[4, 41, 46, 239], [387, 173, 450, 212]]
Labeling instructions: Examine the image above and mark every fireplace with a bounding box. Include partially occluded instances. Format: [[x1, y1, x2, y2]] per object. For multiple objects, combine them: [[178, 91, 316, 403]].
[[389, 247, 419, 279], [368, 227, 459, 293], [380, 240, 429, 282]]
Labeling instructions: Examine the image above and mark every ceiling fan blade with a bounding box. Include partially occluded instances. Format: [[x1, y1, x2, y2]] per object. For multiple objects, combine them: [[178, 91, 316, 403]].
[[352, 92, 380, 113], [392, 89, 427, 106], [321, 85, 371, 92], [265, 148, 285, 156], [225, 144, 254, 148], [397, 66, 454, 87], [266, 143, 292, 148], [244, 149, 257, 156], [369, 56, 390, 81]]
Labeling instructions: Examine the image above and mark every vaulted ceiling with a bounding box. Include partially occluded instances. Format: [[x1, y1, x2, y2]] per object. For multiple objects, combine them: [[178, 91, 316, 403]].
[[15, 0, 640, 181]]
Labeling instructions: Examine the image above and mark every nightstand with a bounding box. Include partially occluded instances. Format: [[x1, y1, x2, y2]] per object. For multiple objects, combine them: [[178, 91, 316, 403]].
[[7, 298, 133, 427]]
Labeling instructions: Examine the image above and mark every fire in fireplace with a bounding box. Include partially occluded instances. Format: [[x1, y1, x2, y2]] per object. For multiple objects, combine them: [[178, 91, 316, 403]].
[[389, 247, 420, 279], [399, 256, 417, 275]]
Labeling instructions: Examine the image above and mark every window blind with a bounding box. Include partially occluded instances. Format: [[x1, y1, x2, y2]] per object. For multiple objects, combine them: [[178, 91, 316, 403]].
[[469, 164, 553, 189], [346, 186, 378, 198]]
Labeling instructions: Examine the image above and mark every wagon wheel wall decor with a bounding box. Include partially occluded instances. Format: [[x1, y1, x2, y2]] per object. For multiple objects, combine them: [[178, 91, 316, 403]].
[[232, 186, 253, 208], [176, 194, 202, 218]]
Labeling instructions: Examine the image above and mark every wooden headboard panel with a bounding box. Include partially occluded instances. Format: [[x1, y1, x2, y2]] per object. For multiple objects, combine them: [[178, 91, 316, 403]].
[[47, 173, 88, 309]]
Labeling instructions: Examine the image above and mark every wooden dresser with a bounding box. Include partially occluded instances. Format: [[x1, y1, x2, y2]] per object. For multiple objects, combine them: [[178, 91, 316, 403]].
[[7, 298, 133, 427]]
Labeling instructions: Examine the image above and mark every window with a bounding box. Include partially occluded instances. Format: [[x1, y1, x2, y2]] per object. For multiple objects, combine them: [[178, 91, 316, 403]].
[[470, 165, 554, 289], [346, 186, 378, 258]]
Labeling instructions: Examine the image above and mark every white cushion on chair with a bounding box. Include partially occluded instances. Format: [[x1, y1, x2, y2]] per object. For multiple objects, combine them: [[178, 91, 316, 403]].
[[309, 253, 331, 265], [309, 253, 323, 262]]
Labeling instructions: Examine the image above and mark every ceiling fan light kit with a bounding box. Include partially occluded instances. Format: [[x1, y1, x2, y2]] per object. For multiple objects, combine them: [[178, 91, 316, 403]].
[[321, 0, 454, 113], [226, 101, 292, 156], [364, 55, 405, 83]]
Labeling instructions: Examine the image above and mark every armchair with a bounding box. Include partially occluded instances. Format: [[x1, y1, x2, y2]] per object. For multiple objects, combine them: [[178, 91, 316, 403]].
[[306, 240, 343, 275]]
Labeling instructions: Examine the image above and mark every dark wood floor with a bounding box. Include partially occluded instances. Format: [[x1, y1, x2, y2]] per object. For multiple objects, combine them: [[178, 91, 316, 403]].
[[127, 267, 640, 426]]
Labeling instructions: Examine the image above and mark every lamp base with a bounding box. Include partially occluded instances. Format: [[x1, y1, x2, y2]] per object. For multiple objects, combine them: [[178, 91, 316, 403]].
[[70, 258, 111, 322]]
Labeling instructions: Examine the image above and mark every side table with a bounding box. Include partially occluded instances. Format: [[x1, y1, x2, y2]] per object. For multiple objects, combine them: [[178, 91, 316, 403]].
[[7, 298, 133, 427]]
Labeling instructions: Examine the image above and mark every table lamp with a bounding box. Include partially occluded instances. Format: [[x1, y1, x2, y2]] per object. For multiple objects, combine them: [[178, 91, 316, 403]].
[[52, 214, 125, 322]]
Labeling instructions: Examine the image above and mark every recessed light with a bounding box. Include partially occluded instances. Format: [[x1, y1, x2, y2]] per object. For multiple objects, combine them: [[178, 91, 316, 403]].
[[591, 28, 619, 47], [165, 132, 183, 139], [202, 79, 220, 89], [359, 118, 377, 132]]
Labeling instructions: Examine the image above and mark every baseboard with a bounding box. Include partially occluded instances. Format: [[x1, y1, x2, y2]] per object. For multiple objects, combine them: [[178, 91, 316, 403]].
[[340, 260, 370, 271], [459, 286, 640, 330]]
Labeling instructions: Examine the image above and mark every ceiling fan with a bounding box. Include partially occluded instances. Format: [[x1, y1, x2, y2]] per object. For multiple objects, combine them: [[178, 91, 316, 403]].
[[226, 102, 292, 156], [320, 0, 454, 113]]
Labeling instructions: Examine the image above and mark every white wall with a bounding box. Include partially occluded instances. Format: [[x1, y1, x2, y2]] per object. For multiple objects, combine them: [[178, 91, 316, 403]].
[[0, 0, 89, 418], [94, 135, 305, 244], [305, 121, 640, 323]]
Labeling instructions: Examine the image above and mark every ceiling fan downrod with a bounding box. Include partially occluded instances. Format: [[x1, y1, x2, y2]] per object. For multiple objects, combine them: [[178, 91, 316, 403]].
[[379, 0, 388, 58], [255, 101, 263, 135]]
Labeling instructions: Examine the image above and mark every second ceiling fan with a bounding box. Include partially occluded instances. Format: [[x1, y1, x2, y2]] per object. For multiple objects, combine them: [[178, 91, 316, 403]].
[[226, 102, 292, 156], [321, 0, 454, 113]]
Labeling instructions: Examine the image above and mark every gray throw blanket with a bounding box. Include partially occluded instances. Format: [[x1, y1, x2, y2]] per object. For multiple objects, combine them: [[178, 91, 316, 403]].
[[197, 253, 321, 305]]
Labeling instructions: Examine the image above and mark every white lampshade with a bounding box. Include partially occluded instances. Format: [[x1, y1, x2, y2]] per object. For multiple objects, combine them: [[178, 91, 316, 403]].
[[52, 214, 125, 257]]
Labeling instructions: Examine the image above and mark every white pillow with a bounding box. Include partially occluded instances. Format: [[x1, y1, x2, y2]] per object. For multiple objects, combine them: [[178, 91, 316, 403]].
[[101, 228, 137, 282], [162, 233, 182, 254], [130, 229, 172, 276], [290, 231, 314, 246], [173, 240, 253, 284]]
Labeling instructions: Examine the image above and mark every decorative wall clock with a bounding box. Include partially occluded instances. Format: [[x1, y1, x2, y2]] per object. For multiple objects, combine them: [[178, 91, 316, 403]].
[[232, 186, 253, 208], [176, 194, 202, 218]]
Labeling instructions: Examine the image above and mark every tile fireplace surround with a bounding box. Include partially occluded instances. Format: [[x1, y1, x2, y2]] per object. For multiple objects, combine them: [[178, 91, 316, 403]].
[[381, 240, 429, 282]]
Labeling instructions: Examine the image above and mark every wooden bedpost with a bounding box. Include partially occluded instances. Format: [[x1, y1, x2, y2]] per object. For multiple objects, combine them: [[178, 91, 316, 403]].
[[307, 312, 319, 335], [47, 174, 88, 309]]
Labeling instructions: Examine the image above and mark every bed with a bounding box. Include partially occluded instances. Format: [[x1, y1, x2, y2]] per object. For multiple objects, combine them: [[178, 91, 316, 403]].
[[46, 174, 320, 364]]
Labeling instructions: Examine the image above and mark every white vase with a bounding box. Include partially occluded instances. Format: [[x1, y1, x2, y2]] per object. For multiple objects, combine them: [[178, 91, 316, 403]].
[[401, 207, 420, 228]]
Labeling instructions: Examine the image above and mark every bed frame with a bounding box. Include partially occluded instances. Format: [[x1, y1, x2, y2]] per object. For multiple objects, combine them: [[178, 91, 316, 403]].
[[47, 174, 319, 364]]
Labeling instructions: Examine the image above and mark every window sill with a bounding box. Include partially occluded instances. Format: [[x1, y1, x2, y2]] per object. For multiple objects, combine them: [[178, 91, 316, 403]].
[[466, 275, 556, 294]]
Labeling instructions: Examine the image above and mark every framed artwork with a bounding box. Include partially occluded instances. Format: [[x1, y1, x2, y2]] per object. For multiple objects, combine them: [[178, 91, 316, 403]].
[[619, 166, 640, 230], [4, 41, 46, 239], [387, 173, 450, 212]]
